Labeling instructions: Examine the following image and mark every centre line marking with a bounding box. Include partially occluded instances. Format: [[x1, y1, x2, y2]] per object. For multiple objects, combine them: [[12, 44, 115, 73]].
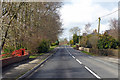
[[72, 56, 75, 59], [76, 59, 82, 64], [65, 46, 101, 79], [89, 56, 93, 58], [85, 66, 101, 79]]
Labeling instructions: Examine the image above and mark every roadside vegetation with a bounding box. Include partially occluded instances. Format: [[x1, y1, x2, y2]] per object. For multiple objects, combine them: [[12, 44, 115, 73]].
[[49, 46, 57, 51], [1, 2, 63, 59], [81, 51, 96, 56], [29, 41, 59, 59], [72, 45, 76, 48], [69, 19, 119, 57], [29, 53, 45, 58]]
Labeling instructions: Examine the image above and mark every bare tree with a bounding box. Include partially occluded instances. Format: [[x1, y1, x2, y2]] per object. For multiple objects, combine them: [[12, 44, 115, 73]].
[[81, 36, 87, 47], [88, 35, 98, 49], [1, 2, 63, 53], [109, 18, 118, 40], [69, 27, 80, 35], [84, 23, 91, 34]]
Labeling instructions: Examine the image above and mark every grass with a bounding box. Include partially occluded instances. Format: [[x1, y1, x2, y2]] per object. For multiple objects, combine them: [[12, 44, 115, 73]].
[[49, 45, 57, 51], [72, 45, 76, 48], [29, 53, 44, 58], [81, 51, 96, 56], [63, 44, 69, 46]]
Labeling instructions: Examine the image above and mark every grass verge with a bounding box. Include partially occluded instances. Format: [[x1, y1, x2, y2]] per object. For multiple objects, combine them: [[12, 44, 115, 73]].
[[29, 53, 44, 58], [49, 45, 57, 51], [81, 51, 96, 56], [63, 44, 69, 46], [72, 45, 76, 48]]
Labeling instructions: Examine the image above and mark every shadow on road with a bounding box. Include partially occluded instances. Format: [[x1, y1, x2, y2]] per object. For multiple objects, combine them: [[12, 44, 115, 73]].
[[2, 58, 36, 73]]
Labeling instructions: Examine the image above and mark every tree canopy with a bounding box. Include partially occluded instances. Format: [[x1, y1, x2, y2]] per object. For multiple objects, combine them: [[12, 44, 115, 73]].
[[1, 2, 63, 53]]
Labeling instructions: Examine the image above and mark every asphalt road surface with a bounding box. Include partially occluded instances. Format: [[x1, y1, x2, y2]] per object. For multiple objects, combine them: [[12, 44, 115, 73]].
[[27, 45, 118, 79]]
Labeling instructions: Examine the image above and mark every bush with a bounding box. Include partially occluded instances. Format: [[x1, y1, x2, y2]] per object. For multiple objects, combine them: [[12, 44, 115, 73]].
[[97, 34, 119, 49], [55, 40, 59, 45], [51, 43, 56, 46], [72, 45, 76, 48], [3, 47, 15, 54], [51, 40, 59, 46], [69, 40, 73, 45], [73, 34, 79, 45], [37, 40, 50, 53]]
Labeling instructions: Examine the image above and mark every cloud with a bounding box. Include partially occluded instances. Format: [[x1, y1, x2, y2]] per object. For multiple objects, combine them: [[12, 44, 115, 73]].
[[61, 0, 94, 27], [59, 0, 118, 40]]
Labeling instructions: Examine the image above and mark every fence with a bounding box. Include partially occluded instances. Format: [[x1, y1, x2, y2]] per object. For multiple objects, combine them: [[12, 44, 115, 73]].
[[1, 55, 29, 67], [0, 49, 29, 67]]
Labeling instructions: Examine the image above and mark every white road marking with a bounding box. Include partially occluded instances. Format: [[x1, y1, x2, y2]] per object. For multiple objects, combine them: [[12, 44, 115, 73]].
[[41, 64, 44, 67], [76, 59, 82, 64], [72, 56, 75, 59], [65, 46, 101, 79], [89, 56, 93, 58], [69, 53, 72, 56], [65, 46, 73, 56], [85, 66, 101, 79]]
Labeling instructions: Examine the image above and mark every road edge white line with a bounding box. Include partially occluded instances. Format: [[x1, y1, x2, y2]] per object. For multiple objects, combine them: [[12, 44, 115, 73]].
[[85, 66, 101, 79]]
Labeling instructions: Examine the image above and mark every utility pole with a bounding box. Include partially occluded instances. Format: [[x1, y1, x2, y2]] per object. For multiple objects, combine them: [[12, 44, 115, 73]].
[[98, 17, 101, 36], [78, 29, 81, 46]]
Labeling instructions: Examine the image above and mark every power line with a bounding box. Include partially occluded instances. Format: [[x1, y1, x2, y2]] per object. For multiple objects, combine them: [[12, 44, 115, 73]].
[[83, 9, 119, 34], [100, 9, 119, 18], [90, 9, 119, 25], [96, 9, 119, 35]]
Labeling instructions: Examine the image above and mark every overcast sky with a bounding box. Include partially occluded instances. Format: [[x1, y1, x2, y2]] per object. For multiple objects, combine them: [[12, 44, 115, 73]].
[[59, 0, 119, 41]]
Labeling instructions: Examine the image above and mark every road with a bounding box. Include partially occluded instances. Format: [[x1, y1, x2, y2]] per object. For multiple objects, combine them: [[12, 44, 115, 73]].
[[27, 45, 118, 79]]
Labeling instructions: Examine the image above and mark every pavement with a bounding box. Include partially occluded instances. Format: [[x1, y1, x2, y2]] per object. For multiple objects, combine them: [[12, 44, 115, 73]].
[[71, 47, 119, 64], [97, 56, 119, 64], [2, 48, 58, 80], [26, 45, 119, 79]]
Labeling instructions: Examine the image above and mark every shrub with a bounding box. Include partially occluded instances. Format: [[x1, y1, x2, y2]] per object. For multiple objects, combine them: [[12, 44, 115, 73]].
[[37, 40, 50, 53], [3, 47, 15, 54], [69, 40, 73, 45], [51, 43, 56, 46], [97, 34, 119, 49], [73, 34, 79, 45], [51, 40, 59, 46], [55, 40, 59, 45]]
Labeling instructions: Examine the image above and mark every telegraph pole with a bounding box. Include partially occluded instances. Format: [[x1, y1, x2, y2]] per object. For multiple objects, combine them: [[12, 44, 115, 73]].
[[78, 29, 81, 46], [98, 17, 101, 36]]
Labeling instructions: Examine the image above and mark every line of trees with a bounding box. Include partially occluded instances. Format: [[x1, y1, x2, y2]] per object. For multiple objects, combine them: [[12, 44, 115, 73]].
[[1, 2, 63, 54]]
